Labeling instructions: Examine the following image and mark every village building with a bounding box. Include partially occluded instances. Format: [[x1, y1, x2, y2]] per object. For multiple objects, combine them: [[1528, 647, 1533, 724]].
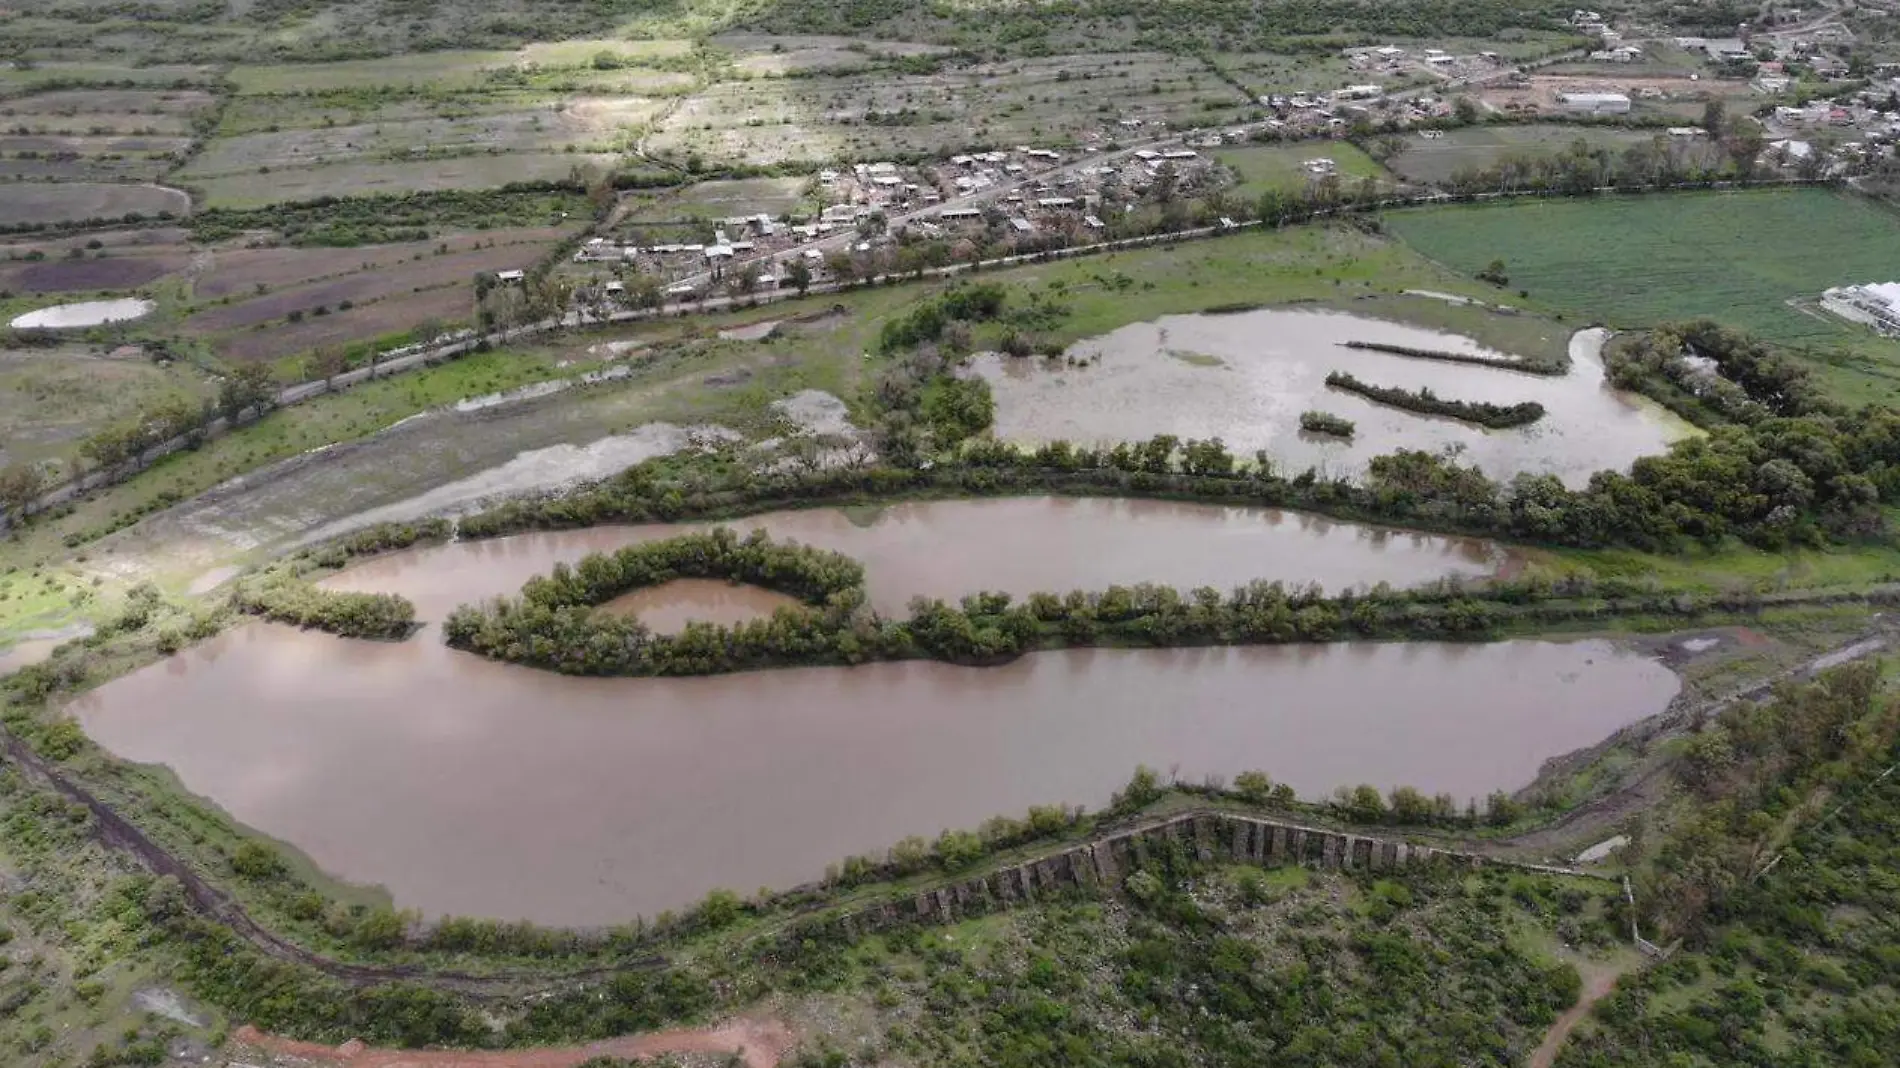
[[1555, 91, 1631, 115]]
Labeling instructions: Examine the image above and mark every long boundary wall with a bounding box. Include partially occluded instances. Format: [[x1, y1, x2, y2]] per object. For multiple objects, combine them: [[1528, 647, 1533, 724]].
[[819, 810, 1604, 941]]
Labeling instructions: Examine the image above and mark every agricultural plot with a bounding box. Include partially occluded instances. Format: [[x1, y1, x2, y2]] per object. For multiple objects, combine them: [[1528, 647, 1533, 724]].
[[0, 344, 213, 471], [0, 88, 214, 134], [626, 176, 814, 224], [181, 110, 625, 178], [185, 152, 620, 209], [711, 33, 956, 74], [1385, 189, 1900, 396], [1210, 52, 1376, 97], [228, 53, 520, 95], [186, 84, 663, 207], [215, 92, 560, 137], [185, 244, 549, 333], [651, 52, 1251, 165], [191, 226, 567, 300], [1386, 125, 1718, 186], [1214, 142, 1392, 200], [0, 250, 191, 295], [0, 182, 190, 226], [516, 38, 696, 67], [0, 85, 213, 181], [524, 68, 700, 95], [0, 63, 217, 94], [215, 285, 475, 363]]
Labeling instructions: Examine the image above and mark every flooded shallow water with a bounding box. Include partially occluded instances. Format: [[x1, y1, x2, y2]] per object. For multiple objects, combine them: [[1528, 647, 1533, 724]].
[[9, 297, 155, 329], [973, 311, 1691, 487], [324, 496, 1515, 620], [74, 625, 1676, 925]]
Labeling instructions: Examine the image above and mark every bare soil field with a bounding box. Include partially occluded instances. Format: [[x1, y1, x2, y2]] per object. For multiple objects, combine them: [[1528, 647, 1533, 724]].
[[227, 53, 519, 95], [181, 111, 616, 178], [0, 133, 193, 155], [214, 285, 475, 362], [0, 63, 217, 94], [186, 244, 551, 332], [2, 112, 195, 136], [0, 182, 190, 226], [516, 37, 696, 67], [0, 158, 165, 181], [1476, 73, 1733, 116], [193, 226, 568, 299], [0, 227, 189, 255], [537, 68, 699, 94], [651, 52, 1249, 164], [712, 32, 954, 74], [628, 176, 812, 222], [187, 152, 620, 209], [216, 92, 554, 137], [0, 251, 190, 293], [0, 88, 217, 117]]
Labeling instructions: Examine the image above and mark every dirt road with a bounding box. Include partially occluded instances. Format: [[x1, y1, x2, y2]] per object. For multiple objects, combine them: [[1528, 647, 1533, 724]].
[[1529, 955, 1634, 1068], [229, 1018, 794, 1068]]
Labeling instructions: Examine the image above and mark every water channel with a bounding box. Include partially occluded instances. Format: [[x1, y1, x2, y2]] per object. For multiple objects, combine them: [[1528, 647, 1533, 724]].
[[72, 497, 1679, 925], [324, 496, 1516, 620], [973, 311, 1692, 487]]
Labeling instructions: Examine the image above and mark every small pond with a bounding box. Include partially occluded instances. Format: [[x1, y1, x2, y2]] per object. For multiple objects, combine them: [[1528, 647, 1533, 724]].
[[9, 298, 156, 330]]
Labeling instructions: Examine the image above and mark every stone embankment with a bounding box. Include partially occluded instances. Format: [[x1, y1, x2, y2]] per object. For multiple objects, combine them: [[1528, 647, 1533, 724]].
[[822, 810, 1598, 940]]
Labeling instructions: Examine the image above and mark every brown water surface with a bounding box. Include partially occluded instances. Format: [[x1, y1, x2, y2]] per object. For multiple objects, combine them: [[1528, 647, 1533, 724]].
[[324, 496, 1512, 620], [74, 623, 1675, 925], [974, 313, 1694, 487], [596, 579, 802, 631]]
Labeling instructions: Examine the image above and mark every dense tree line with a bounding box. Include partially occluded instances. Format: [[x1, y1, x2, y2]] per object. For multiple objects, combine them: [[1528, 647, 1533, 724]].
[[1342, 339, 1562, 375], [1324, 370, 1547, 428]]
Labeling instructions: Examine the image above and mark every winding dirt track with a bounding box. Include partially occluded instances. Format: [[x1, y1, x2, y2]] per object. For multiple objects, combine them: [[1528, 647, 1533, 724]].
[[230, 1019, 793, 1068], [1529, 958, 1634, 1068]]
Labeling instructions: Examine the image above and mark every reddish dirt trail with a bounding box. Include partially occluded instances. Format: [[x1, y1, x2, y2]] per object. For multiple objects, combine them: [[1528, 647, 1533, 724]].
[[1529, 959, 1629, 1068], [229, 1018, 794, 1068]]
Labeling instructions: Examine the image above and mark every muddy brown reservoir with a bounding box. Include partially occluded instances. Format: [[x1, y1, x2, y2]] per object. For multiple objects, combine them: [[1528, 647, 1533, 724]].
[[71, 497, 1671, 924], [74, 628, 1676, 926]]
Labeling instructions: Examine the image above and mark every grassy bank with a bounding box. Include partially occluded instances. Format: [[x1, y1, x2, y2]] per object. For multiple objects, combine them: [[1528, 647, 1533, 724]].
[[1383, 189, 1900, 405]]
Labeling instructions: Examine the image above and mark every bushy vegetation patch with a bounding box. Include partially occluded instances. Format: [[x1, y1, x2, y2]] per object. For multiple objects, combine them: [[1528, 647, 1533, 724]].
[[232, 580, 416, 640], [1299, 410, 1356, 437]]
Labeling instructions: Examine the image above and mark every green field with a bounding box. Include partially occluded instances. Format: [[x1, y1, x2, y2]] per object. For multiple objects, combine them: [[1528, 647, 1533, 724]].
[[1386, 189, 1900, 400], [1214, 142, 1391, 200]]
